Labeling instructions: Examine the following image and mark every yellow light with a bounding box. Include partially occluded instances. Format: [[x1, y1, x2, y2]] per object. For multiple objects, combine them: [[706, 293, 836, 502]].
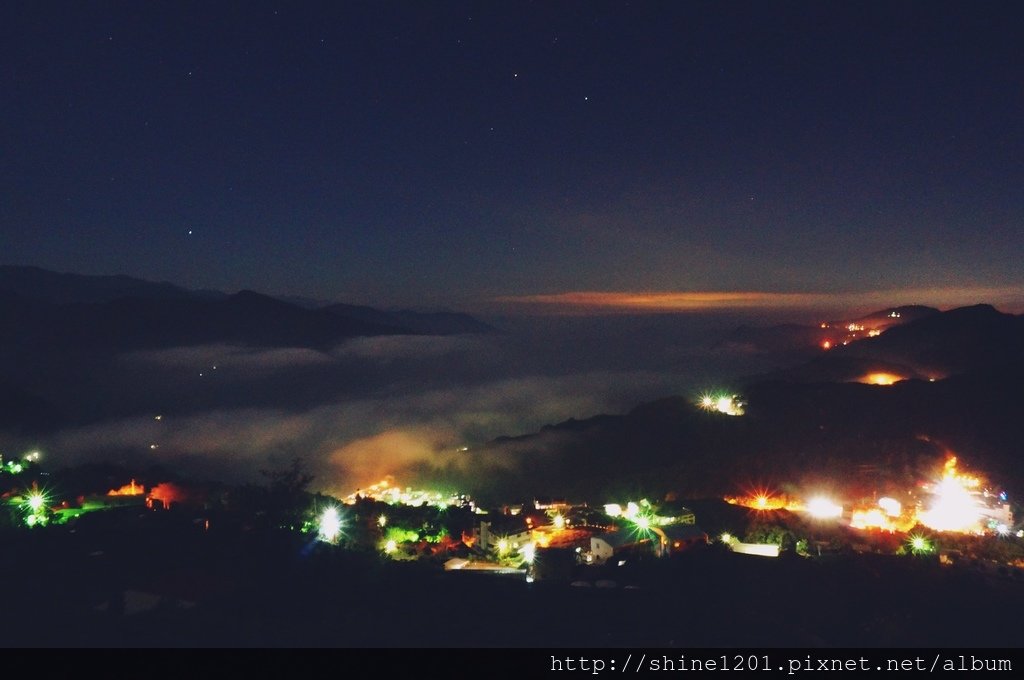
[[384, 539, 397, 553], [850, 508, 891, 531], [860, 372, 903, 386], [878, 497, 902, 517], [806, 497, 843, 519], [378, 514, 387, 527], [707, 395, 745, 416], [497, 539, 509, 554], [553, 514, 565, 529]]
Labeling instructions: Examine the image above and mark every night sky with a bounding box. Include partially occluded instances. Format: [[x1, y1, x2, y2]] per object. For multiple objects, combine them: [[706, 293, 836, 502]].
[[3, 1, 1023, 311]]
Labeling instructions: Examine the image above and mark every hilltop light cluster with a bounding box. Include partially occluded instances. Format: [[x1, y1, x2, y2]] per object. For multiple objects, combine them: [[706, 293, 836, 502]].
[[343, 478, 476, 511], [725, 456, 1012, 537], [697, 393, 745, 416], [819, 311, 900, 350]]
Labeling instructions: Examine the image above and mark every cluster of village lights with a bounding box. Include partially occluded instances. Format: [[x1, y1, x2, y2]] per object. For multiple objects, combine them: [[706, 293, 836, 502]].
[[727, 457, 1012, 537]]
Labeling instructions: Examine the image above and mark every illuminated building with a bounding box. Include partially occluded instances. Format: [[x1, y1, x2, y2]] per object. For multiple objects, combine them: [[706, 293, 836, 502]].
[[589, 531, 647, 565]]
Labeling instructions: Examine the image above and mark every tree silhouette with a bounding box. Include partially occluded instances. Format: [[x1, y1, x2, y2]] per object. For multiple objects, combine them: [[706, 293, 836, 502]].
[[259, 457, 315, 530]]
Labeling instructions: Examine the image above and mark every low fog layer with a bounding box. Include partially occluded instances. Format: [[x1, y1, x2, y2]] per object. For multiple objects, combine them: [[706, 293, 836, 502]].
[[3, 313, 808, 495]]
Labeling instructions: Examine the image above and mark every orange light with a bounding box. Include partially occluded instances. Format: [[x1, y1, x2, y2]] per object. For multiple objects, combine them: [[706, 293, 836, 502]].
[[821, 340, 832, 350], [725, 491, 789, 511], [147, 482, 185, 509], [850, 508, 893, 531], [860, 372, 903, 386], [107, 479, 145, 496]]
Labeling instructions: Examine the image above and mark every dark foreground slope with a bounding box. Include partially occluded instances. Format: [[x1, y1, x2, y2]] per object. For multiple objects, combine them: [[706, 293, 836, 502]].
[[3, 519, 1021, 647]]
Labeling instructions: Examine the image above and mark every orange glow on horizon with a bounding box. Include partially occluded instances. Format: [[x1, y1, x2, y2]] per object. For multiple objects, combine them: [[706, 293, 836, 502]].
[[494, 287, 1024, 313], [496, 291, 823, 311]]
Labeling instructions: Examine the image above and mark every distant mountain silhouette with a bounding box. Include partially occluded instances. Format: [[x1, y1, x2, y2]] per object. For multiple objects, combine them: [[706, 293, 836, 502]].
[[756, 304, 1024, 383], [0, 265, 493, 355], [0, 265, 223, 304], [717, 305, 938, 355], [0, 287, 407, 353]]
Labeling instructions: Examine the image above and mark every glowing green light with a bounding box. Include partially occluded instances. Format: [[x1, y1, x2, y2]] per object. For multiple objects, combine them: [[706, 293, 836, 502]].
[[634, 516, 650, 530], [497, 539, 509, 554], [25, 514, 38, 527], [909, 534, 933, 554], [27, 492, 45, 512]]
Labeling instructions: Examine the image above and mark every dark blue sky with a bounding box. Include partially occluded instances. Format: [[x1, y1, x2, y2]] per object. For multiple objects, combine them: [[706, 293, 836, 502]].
[[3, 1, 1022, 311]]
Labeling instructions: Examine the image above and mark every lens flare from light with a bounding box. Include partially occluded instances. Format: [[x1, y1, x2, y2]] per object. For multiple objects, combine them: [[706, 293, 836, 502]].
[[319, 507, 342, 542], [908, 534, 933, 554]]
